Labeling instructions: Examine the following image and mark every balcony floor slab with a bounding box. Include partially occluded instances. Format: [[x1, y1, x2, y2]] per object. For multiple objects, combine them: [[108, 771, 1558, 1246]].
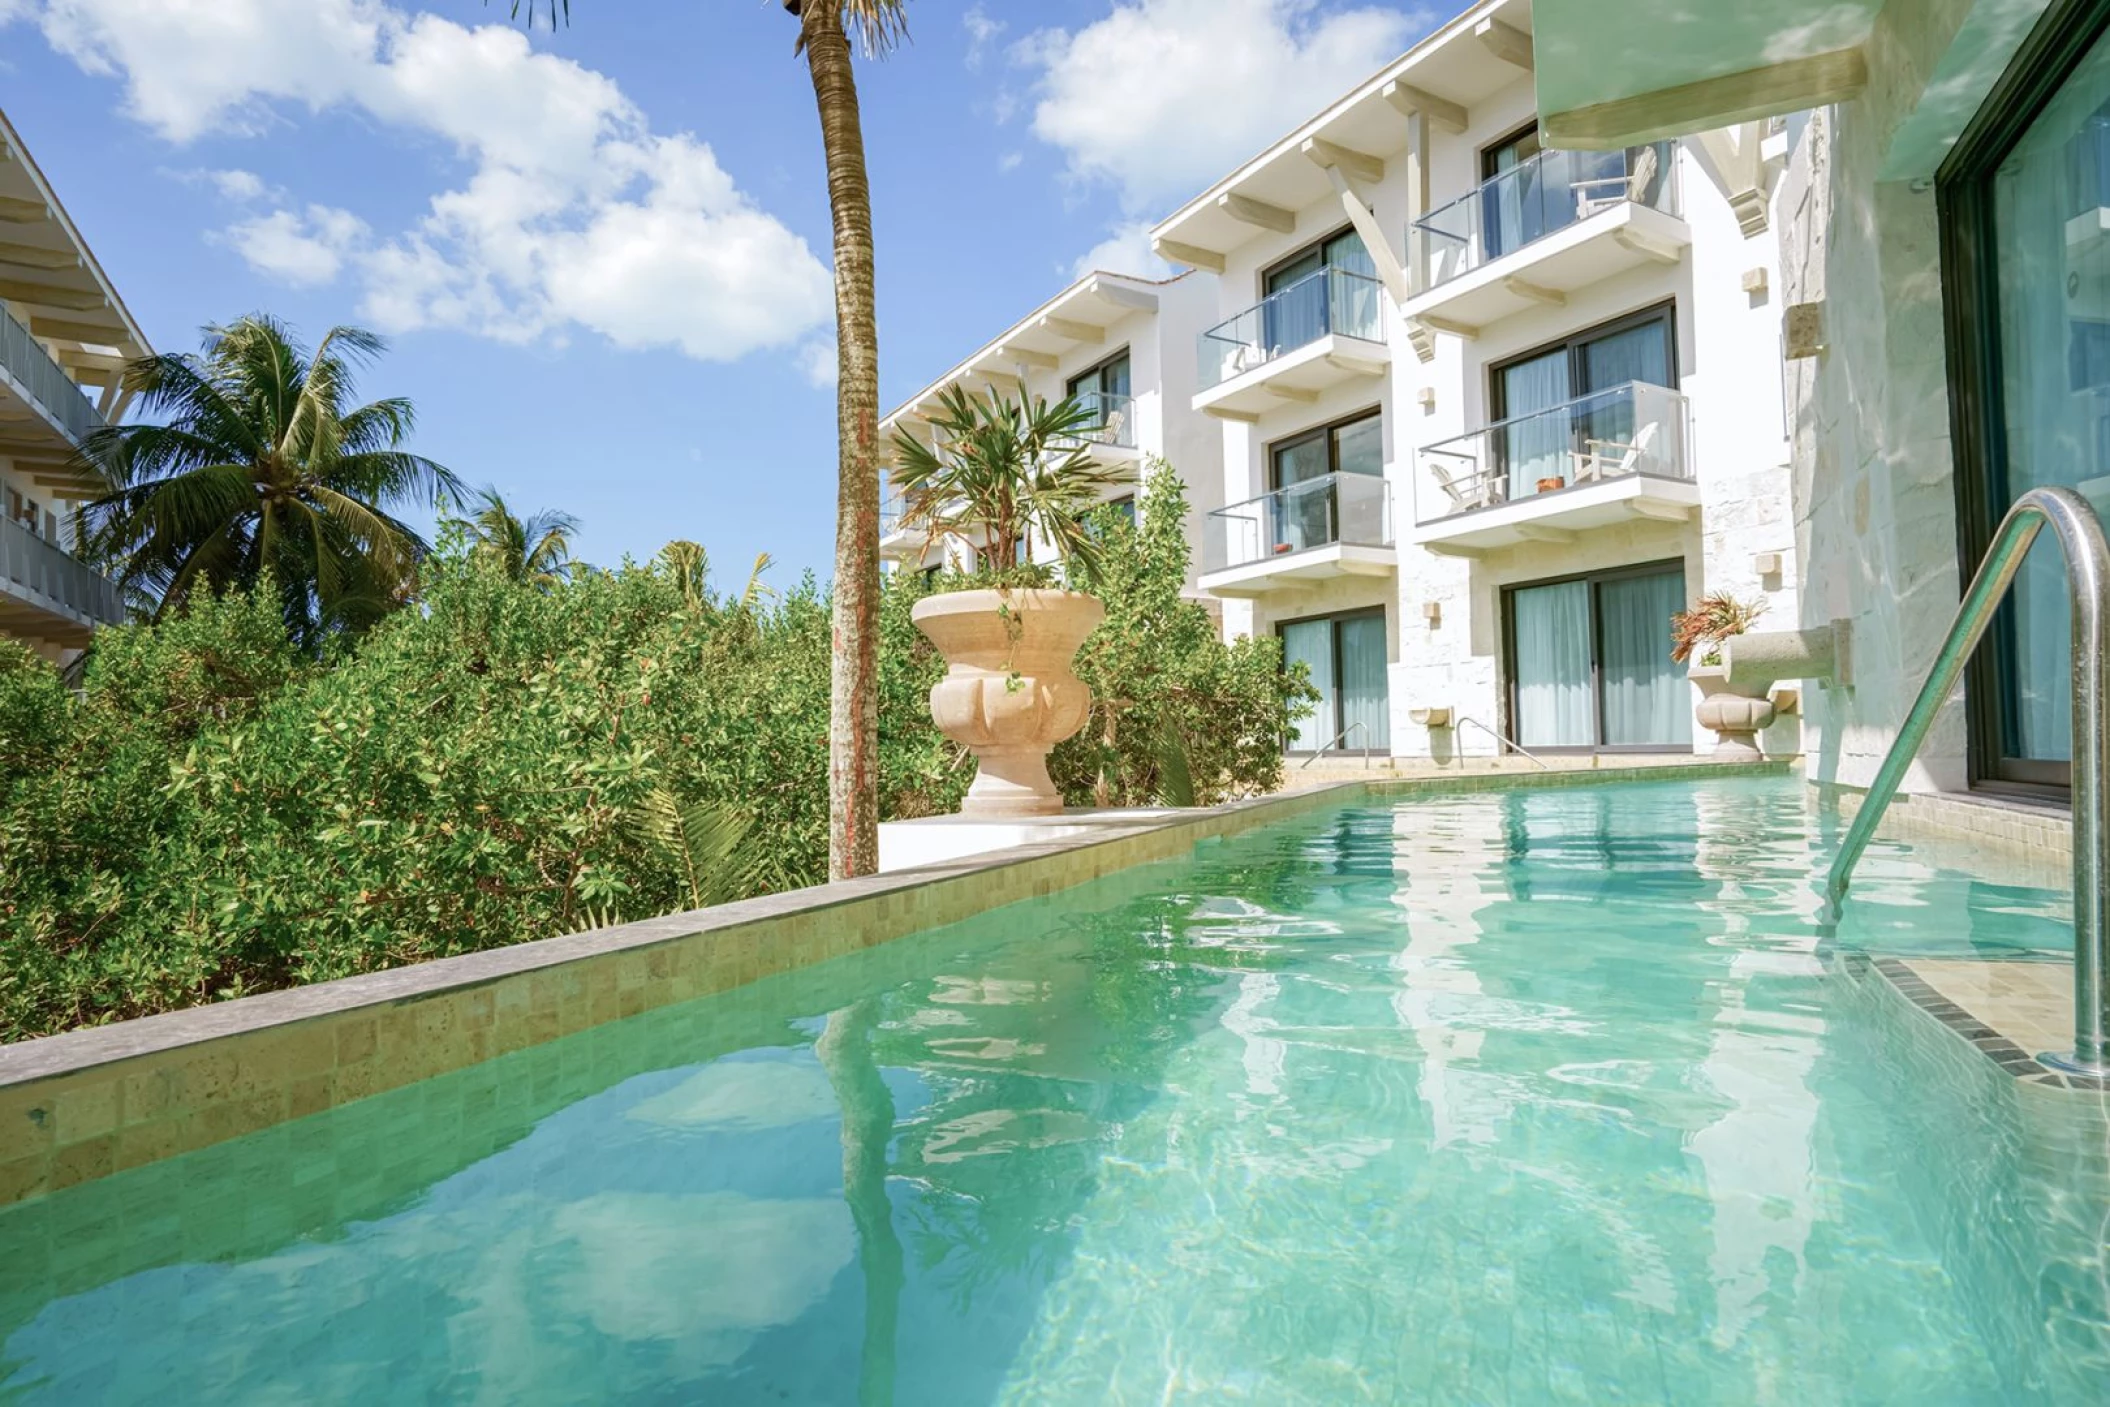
[[1410, 473, 1701, 554], [1199, 541, 1397, 597], [1192, 332, 1389, 421], [1402, 203, 1692, 338]]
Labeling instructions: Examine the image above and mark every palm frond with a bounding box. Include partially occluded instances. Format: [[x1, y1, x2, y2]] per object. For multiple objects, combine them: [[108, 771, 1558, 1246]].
[[627, 787, 757, 911]]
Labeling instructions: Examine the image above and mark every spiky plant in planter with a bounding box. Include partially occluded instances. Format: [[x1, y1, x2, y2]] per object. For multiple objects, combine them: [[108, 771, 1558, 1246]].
[[1671, 592, 1766, 667], [1673, 592, 1774, 756]]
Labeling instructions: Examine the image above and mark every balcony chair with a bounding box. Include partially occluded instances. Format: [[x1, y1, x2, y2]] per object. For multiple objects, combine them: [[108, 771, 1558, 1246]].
[[1571, 420, 1659, 483], [1573, 144, 1659, 219], [1428, 459, 1505, 514], [1097, 407, 1126, 447]]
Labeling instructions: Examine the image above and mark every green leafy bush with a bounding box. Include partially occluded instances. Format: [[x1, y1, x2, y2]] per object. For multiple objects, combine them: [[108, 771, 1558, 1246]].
[[0, 469, 1306, 1039]]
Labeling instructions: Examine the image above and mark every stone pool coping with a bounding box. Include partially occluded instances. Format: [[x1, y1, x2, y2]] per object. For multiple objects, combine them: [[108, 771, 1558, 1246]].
[[0, 759, 1789, 1207]]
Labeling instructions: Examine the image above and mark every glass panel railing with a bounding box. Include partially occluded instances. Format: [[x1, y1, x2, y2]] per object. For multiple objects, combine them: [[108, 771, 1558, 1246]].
[[1060, 390, 1137, 449], [0, 303, 106, 446], [1412, 381, 1690, 525], [1197, 268, 1385, 389], [1203, 471, 1391, 574], [1413, 141, 1678, 289], [0, 513, 124, 626]]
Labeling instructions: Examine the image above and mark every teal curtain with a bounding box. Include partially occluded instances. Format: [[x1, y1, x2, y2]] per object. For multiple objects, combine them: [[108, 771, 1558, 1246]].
[[1338, 616, 1390, 752], [1512, 581, 1594, 747], [1599, 571, 1691, 746], [1282, 620, 1335, 751]]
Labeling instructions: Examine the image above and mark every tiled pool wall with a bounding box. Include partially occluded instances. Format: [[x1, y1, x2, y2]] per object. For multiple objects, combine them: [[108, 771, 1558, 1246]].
[[1813, 778, 2074, 871], [1840, 956, 2110, 1394], [0, 761, 1788, 1208]]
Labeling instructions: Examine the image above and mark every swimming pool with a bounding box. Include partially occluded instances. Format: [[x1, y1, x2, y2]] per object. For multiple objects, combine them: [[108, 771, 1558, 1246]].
[[1, 776, 2104, 1402]]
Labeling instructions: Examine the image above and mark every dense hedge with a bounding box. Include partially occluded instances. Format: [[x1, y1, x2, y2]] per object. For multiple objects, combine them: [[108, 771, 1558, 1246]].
[[0, 465, 1305, 1039]]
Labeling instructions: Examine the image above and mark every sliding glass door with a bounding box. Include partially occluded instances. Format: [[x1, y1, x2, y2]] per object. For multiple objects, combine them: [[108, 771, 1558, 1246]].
[[1280, 609, 1390, 754], [1505, 564, 1692, 751], [1492, 306, 1676, 501]]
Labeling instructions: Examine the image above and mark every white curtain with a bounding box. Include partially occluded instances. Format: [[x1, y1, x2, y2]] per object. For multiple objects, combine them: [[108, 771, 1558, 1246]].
[[1338, 615, 1390, 751], [1989, 41, 2110, 762], [1500, 350, 1572, 498], [1512, 581, 1594, 747], [1282, 620, 1335, 751], [1599, 571, 1692, 747]]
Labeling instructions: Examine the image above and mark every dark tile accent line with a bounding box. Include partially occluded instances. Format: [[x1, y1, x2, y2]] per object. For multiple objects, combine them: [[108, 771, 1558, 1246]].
[[1864, 956, 2110, 1092]]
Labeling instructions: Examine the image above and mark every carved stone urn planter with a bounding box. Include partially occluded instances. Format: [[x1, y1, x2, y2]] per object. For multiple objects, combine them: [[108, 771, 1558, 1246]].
[[1688, 664, 1776, 758], [911, 588, 1105, 819]]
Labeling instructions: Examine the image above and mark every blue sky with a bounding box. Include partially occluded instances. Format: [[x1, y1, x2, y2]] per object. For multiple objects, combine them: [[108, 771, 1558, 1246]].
[[1, 0, 1441, 582]]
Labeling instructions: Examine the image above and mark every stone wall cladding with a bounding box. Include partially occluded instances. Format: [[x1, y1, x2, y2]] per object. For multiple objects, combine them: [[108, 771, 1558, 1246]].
[[0, 761, 1788, 1207]]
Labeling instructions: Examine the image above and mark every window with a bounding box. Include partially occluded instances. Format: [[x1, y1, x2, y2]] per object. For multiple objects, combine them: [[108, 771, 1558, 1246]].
[[1279, 608, 1389, 754], [1066, 350, 1132, 446], [1489, 306, 1677, 498], [1260, 227, 1381, 352], [1504, 562, 1692, 752], [1266, 409, 1382, 555], [1939, 0, 2110, 790], [1065, 349, 1130, 403]]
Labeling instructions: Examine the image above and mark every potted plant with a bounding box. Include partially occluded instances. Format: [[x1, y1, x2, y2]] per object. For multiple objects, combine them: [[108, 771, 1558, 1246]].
[[1671, 592, 1774, 757], [890, 385, 1129, 818]]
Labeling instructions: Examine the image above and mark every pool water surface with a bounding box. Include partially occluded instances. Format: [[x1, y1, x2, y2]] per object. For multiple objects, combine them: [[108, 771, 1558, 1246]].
[[2, 777, 2105, 1403]]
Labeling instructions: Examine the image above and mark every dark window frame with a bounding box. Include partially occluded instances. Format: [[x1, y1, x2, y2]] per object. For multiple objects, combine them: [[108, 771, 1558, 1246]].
[[1266, 405, 1383, 491], [1487, 299, 1681, 421], [1065, 346, 1133, 401], [1275, 604, 1389, 757], [1260, 221, 1365, 296], [1499, 557, 1692, 755], [1479, 120, 1543, 181], [1936, 0, 2110, 795]]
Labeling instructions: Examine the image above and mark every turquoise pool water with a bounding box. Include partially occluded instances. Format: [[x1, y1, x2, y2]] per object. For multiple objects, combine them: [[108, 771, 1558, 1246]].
[[3, 777, 2106, 1403]]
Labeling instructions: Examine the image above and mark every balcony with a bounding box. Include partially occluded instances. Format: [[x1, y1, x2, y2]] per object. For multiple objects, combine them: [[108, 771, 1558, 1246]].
[[1192, 268, 1389, 421], [878, 494, 927, 563], [1400, 142, 1690, 337], [1199, 471, 1395, 597], [0, 302, 105, 449], [1410, 381, 1700, 555], [1056, 390, 1140, 469], [0, 513, 124, 645]]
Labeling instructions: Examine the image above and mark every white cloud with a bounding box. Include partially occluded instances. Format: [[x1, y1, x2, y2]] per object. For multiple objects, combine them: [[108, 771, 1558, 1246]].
[[1015, 0, 1429, 213], [217, 204, 368, 285], [962, 5, 1004, 69], [11, 0, 832, 366], [997, 150, 1023, 174], [797, 335, 837, 389], [1069, 218, 1173, 281]]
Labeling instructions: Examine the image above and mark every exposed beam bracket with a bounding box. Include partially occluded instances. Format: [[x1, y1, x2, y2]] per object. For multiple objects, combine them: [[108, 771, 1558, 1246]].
[[1218, 192, 1295, 234], [0, 197, 48, 224], [1474, 17, 1533, 71], [1503, 277, 1566, 307], [1039, 316, 1105, 345], [1300, 137, 1384, 186], [28, 315, 124, 345], [1383, 81, 1466, 135], [1087, 278, 1158, 313], [1515, 524, 1576, 545], [1540, 46, 1865, 151], [1630, 501, 1694, 523], [0, 279, 105, 312], [1405, 324, 1437, 363], [1267, 385, 1319, 405], [1612, 228, 1683, 265], [0, 242, 81, 272], [1154, 238, 1226, 274], [1416, 313, 1480, 340], [1203, 406, 1261, 424]]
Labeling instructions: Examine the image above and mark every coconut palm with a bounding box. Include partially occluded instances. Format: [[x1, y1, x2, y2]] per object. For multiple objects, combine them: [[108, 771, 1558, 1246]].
[[888, 386, 1129, 577], [503, 0, 905, 882], [457, 488, 578, 590], [76, 316, 459, 644]]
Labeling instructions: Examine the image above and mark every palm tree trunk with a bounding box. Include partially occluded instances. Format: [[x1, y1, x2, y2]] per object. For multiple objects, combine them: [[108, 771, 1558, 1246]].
[[801, 0, 882, 881]]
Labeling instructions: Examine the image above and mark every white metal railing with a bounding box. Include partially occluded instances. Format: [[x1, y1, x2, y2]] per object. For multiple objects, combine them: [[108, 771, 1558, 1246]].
[[0, 303, 105, 445], [1413, 140, 1678, 289], [1197, 267, 1384, 389], [1203, 472, 1391, 575], [1414, 381, 1690, 525], [0, 513, 124, 627]]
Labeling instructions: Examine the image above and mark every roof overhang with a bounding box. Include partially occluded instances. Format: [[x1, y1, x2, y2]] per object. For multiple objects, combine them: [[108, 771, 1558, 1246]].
[[881, 271, 1168, 431], [1149, 0, 1537, 271], [1531, 0, 1877, 149], [0, 106, 152, 373]]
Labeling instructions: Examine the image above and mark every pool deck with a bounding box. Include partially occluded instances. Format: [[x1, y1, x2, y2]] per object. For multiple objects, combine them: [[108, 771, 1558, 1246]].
[[1880, 959, 2109, 1091]]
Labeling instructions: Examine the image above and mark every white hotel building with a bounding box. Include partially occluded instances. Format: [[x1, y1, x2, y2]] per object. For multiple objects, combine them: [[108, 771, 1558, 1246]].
[[884, 0, 1804, 765]]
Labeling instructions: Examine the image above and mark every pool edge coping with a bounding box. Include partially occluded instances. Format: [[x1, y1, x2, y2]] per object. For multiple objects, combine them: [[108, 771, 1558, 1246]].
[[0, 758, 1790, 1206]]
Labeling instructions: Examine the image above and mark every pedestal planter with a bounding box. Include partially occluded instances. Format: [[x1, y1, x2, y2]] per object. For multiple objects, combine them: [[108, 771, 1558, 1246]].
[[911, 589, 1104, 819], [1689, 664, 1776, 758]]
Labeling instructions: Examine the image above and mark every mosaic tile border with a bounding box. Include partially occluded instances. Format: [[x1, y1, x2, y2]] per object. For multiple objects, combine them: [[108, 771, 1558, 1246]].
[[1861, 955, 2110, 1093], [0, 758, 1790, 1206], [1812, 779, 2072, 865]]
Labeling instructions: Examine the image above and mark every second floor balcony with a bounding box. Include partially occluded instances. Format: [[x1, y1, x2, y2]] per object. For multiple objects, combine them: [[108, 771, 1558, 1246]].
[[0, 302, 106, 452], [1400, 142, 1690, 338], [1199, 471, 1395, 597], [1056, 390, 1139, 459], [1410, 380, 1701, 555], [1193, 268, 1389, 420], [0, 511, 124, 645]]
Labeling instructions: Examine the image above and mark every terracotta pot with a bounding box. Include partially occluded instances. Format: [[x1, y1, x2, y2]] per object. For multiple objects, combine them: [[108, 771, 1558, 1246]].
[[1688, 663, 1776, 758], [1535, 476, 1566, 494], [911, 589, 1105, 818]]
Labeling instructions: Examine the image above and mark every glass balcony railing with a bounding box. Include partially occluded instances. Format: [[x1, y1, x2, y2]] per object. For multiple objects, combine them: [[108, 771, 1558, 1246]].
[[1412, 141, 1677, 290], [0, 513, 124, 627], [1197, 267, 1384, 389], [1203, 471, 1391, 575], [1413, 381, 1690, 525], [0, 303, 106, 446], [879, 494, 912, 538], [1059, 390, 1136, 449]]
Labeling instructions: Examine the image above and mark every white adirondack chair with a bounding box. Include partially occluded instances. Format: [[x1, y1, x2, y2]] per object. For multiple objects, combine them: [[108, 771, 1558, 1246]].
[[1571, 420, 1660, 483]]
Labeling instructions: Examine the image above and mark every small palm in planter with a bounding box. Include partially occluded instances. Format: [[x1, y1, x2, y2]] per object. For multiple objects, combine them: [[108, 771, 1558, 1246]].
[[1672, 592, 1773, 757], [890, 385, 1128, 818]]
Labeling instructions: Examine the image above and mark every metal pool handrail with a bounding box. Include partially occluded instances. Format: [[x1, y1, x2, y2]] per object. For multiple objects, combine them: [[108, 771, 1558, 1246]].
[[1455, 715, 1552, 770], [1824, 486, 2110, 1076], [1299, 721, 1370, 770]]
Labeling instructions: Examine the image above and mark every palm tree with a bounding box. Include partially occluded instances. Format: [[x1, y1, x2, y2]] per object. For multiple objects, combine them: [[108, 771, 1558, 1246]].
[[456, 488, 578, 589], [76, 316, 459, 644], [504, 0, 905, 882]]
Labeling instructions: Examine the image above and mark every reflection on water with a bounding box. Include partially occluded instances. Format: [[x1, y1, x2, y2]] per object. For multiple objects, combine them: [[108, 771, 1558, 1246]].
[[1, 778, 2104, 1404]]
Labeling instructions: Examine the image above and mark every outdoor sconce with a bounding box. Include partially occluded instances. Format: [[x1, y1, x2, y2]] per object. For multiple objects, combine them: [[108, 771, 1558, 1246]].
[[1409, 706, 1453, 728], [1421, 599, 1442, 626]]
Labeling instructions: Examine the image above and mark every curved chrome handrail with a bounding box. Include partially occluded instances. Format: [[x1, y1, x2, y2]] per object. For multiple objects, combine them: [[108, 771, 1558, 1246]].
[[1454, 715, 1553, 770], [1298, 721, 1370, 770], [1825, 486, 2110, 1075]]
